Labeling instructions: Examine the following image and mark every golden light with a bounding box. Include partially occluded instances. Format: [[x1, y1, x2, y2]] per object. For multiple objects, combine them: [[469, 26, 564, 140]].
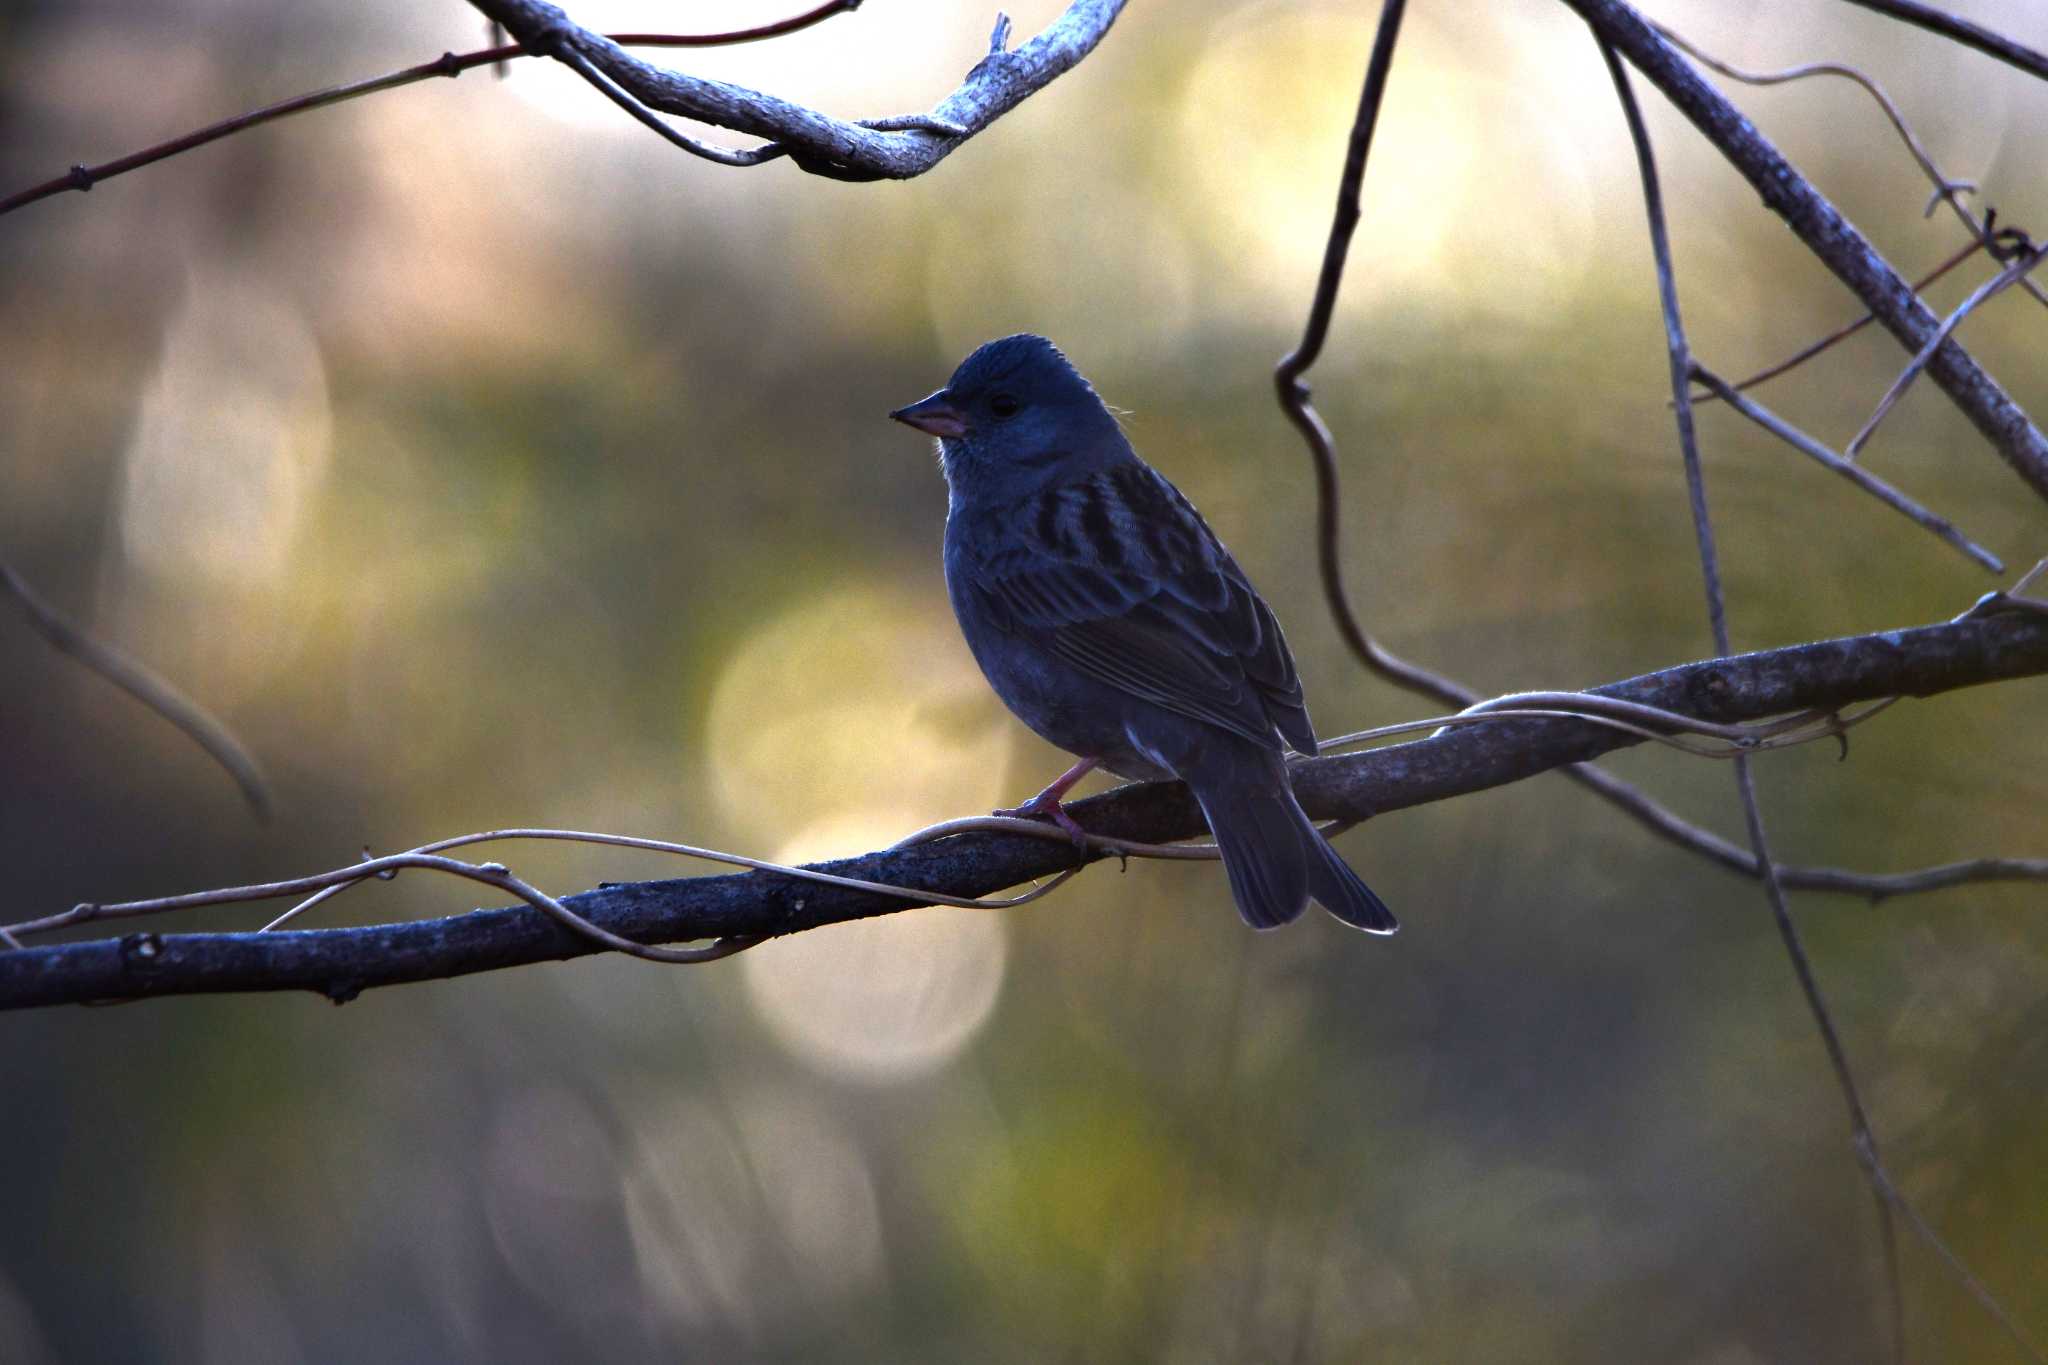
[[740, 811, 1012, 1083], [117, 267, 332, 584], [703, 581, 1014, 841], [1177, 2, 1597, 325]]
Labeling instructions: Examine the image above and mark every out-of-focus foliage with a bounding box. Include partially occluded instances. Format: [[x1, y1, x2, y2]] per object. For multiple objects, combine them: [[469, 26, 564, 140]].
[[1, 0, 2045, 1360]]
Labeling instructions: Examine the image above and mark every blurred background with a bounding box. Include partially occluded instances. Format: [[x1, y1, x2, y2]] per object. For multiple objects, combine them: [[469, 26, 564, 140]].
[[2, 0, 2046, 1359]]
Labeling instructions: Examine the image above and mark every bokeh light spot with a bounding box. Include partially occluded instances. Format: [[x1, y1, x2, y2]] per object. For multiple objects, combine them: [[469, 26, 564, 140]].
[[743, 813, 1010, 1082], [118, 267, 331, 584], [704, 582, 1013, 840], [622, 1088, 883, 1331]]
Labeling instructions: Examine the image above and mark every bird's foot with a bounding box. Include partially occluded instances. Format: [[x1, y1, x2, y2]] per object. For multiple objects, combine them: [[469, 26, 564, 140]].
[[994, 757, 1101, 849], [993, 791, 1092, 848]]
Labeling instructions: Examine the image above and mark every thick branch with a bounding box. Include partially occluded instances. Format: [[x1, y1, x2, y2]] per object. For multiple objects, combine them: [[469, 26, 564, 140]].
[[4, 610, 2044, 1010], [466, 0, 1127, 181], [1562, 0, 2048, 503]]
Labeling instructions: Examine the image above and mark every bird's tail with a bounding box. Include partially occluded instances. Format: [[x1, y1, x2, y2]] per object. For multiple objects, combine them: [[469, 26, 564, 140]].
[[1300, 809, 1398, 934], [1198, 780, 1313, 930], [1190, 749, 1398, 934]]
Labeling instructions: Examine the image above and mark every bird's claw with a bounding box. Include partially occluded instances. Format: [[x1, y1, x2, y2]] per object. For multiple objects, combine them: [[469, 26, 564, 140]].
[[993, 794, 1091, 849]]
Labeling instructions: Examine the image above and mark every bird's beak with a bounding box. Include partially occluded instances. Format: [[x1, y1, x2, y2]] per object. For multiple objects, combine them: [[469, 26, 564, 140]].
[[889, 389, 969, 439]]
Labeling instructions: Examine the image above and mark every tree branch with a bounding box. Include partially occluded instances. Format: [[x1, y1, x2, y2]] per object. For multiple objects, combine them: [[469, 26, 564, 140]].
[[1562, 0, 2048, 503], [0, 5, 871, 218], [1838, 0, 2048, 85], [466, 0, 1128, 181], [4, 609, 2045, 1010], [1, 562, 269, 818]]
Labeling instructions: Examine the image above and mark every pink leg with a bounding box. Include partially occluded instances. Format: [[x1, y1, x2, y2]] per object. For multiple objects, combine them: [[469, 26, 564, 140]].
[[994, 756, 1099, 845]]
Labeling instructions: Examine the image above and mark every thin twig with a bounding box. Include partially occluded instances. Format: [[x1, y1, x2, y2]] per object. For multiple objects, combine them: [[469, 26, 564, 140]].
[[1268, 0, 2036, 933], [1557, 760, 2048, 901], [1, 561, 269, 817], [1601, 35, 2046, 1361], [1563, 0, 2048, 503], [1838, 0, 2048, 85], [0, 4, 866, 218], [1859, 1140, 2048, 1360], [1689, 364, 2003, 571], [1652, 20, 2047, 310], [1274, 0, 1465, 708], [1690, 237, 1993, 405], [1846, 243, 2048, 459]]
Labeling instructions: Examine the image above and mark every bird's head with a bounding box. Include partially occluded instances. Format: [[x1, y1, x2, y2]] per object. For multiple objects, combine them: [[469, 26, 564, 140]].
[[891, 334, 1127, 500]]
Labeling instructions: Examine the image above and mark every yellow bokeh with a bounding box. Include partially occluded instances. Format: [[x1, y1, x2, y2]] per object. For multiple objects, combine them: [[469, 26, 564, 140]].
[[740, 810, 1012, 1083], [704, 580, 1015, 840]]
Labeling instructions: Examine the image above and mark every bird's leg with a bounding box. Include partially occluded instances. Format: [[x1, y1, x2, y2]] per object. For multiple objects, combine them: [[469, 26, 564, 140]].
[[994, 756, 1099, 846]]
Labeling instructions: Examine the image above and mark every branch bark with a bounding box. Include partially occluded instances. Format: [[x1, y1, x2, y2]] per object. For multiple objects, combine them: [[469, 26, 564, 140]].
[[1562, 0, 2048, 503], [465, 0, 1128, 180], [5, 609, 2044, 1010]]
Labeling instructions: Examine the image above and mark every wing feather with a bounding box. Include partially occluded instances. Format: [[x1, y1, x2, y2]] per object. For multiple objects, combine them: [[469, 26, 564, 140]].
[[970, 463, 1315, 754]]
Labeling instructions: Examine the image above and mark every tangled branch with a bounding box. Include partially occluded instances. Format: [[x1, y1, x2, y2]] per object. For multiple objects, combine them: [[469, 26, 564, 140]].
[[4, 609, 2045, 1010], [0, 3, 866, 218], [467, 0, 1126, 180], [1564, 0, 2048, 502]]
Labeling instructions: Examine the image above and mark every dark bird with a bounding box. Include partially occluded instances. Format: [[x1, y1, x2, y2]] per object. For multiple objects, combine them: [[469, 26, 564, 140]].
[[891, 334, 1396, 934]]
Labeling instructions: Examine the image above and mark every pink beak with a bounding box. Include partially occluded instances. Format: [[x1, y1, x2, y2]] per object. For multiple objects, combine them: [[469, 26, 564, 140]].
[[890, 390, 969, 439]]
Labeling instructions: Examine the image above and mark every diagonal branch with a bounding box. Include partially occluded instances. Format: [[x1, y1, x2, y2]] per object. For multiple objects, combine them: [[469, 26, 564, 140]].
[[467, 0, 1127, 181], [1562, 0, 2048, 505], [3, 610, 2045, 1010], [1, 561, 269, 818], [1650, 17, 2044, 312], [1689, 364, 2002, 571], [1596, 36, 1907, 1351], [1269, 0, 1976, 918], [1838, 0, 2048, 85]]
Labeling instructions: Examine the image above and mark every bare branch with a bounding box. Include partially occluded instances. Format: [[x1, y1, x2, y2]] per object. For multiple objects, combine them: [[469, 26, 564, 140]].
[[1846, 242, 2048, 459], [0, 5, 868, 218], [3, 610, 2045, 1010], [1, 561, 268, 818], [1596, 36, 1907, 1354], [1272, 0, 1465, 707], [1268, 0, 1932, 905], [1838, 0, 2048, 85], [467, 0, 1127, 181], [1562, 0, 2048, 504], [1651, 17, 2046, 313], [1689, 364, 2003, 572], [1602, 37, 2046, 1361], [1689, 236, 1993, 406]]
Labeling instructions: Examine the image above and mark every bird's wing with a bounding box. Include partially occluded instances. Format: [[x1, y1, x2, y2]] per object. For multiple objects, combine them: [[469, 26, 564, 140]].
[[968, 462, 1315, 754]]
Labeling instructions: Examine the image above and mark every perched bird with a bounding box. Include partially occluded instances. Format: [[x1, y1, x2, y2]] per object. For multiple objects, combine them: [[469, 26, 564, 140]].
[[890, 334, 1396, 934]]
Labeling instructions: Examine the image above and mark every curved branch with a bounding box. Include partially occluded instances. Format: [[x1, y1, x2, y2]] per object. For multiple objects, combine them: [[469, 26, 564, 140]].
[[1562, 0, 2048, 504], [468, 0, 1128, 181], [4, 610, 2045, 1010], [0, 6, 868, 218], [1, 562, 269, 817]]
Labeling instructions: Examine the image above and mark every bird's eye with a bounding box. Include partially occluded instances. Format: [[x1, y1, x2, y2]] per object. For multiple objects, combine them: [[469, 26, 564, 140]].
[[989, 393, 1020, 418]]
